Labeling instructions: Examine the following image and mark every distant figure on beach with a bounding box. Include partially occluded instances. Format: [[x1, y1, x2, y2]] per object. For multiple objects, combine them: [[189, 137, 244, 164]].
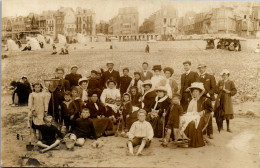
[[145, 44, 149, 53], [52, 44, 57, 55], [22, 44, 31, 51]]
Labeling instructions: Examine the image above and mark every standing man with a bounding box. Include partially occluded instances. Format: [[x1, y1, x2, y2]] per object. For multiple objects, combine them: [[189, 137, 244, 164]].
[[48, 67, 70, 121], [65, 65, 82, 89], [180, 61, 199, 112], [119, 68, 132, 95], [102, 61, 120, 88], [197, 63, 216, 139], [140, 62, 153, 82]]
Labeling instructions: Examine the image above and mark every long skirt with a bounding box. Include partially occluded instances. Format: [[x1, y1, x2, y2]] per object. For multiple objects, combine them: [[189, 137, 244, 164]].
[[184, 114, 210, 148], [147, 115, 164, 138], [91, 118, 114, 138]]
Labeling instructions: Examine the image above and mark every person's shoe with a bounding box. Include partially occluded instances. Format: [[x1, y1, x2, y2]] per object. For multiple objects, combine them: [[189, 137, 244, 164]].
[[227, 129, 232, 133], [11, 104, 16, 107], [209, 134, 214, 139]]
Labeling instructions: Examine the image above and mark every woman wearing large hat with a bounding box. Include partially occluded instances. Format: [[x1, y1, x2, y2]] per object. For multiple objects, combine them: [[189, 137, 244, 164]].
[[179, 82, 213, 148], [78, 77, 89, 103], [100, 79, 121, 118], [141, 80, 157, 111], [146, 86, 171, 138]]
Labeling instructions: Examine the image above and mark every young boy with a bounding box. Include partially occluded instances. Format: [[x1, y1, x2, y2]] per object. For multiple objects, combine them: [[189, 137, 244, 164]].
[[69, 87, 83, 130], [127, 109, 154, 156], [162, 93, 183, 147], [70, 107, 97, 147], [31, 115, 63, 153], [61, 91, 72, 133]]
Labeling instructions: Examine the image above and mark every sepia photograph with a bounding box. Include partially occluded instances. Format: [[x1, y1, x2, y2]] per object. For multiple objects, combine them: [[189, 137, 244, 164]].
[[1, 0, 260, 167]]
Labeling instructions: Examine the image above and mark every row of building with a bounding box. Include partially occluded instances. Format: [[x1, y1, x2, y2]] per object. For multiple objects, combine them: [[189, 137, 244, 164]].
[[2, 3, 260, 41]]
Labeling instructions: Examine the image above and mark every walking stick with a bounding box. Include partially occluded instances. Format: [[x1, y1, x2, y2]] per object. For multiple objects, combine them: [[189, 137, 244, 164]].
[[162, 109, 166, 139], [51, 92, 55, 121]]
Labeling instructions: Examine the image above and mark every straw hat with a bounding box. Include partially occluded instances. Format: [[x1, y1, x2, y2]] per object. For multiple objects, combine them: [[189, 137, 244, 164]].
[[154, 86, 168, 93], [71, 65, 78, 69], [106, 61, 114, 65], [142, 80, 152, 87], [188, 82, 205, 91], [220, 69, 230, 76], [78, 77, 89, 85]]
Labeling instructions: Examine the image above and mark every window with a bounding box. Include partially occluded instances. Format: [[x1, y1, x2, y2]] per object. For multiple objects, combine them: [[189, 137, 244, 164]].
[[164, 18, 167, 24]]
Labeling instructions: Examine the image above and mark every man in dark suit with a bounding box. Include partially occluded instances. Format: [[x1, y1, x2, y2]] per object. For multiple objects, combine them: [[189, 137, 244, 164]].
[[102, 61, 120, 88], [180, 61, 199, 112], [119, 68, 132, 95], [65, 65, 82, 89], [197, 64, 216, 139], [140, 62, 153, 82]]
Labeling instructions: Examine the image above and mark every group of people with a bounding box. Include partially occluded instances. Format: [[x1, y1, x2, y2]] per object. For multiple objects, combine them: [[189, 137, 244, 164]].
[[216, 39, 242, 51], [11, 60, 237, 155]]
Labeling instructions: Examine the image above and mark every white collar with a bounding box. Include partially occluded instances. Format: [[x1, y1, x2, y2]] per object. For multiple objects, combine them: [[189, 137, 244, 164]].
[[109, 69, 114, 73], [154, 95, 168, 110], [200, 72, 206, 76], [185, 70, 191, 75]]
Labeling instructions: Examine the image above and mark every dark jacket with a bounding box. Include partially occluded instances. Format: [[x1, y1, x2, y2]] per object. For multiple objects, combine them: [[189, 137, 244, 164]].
[[166, 104, 183, 128], [88, 78, 102, 93], [143, 90, 157, 112], [198, 73, 216, 101], [130, 93, 142, 108], [119, 75, 132, 95], [72, 118, 97, 139], [140, 70, 153, 82], [65, 73, 82, 89], [86, 101, 107, 118], [180, 71, 199, 97], [102, 70, 120, 88], [68, 98, 84, 119]]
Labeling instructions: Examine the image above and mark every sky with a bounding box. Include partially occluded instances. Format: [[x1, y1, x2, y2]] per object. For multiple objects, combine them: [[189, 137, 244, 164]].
[[1, 0, 253, 25]]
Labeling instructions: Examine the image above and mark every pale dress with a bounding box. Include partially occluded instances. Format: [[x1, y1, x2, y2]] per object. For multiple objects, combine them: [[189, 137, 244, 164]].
[[28, 92, 49, 125]]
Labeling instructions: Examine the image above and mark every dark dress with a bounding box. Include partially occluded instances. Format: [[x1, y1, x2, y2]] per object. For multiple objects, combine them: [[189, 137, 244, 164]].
[[65, 73, 82, 89], [142, 90, 157, 112], [86, 101, 114, 138], [146, 96, 171, 138], [16, 81, 32, 106], [130, 93, 142, 108], [68, 99, 84, 130], [184, 96, 213, 148], [88, 78, 102, 95]]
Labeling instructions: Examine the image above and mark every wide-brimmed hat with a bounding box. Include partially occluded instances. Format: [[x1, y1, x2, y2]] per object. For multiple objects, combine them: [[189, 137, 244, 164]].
[[142, 80, 152, 87], [106, 61, 114, 65], [188, 82, 205, 91], [220, 69, 230, 76], [71, 65, 78, 69], [22, 76, 27, 79], [163, 67, 174, 75], [197, 64, 207, 69], [78, 77, 89, 85], [152, 65, 162, 71], [154, 86, 167, 93]]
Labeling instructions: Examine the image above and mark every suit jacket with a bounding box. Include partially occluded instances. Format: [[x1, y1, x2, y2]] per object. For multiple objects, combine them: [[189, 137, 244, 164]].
[[198, 73, 216, 101], [65, 73, 82, 89], [102, 70, 120, 88], [140, 70, 153, 82], [180, 71, 199, 97]]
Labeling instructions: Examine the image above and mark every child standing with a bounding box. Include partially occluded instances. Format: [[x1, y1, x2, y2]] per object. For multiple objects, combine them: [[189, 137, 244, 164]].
[[32, 115, 63, 153], [127, 72, 143, 95], [28, 83, 49, 140], [215, 69, 237, 133], [120, 93, 133, 134], [61, 91, 72, 133], [127, 109, 154, 156], [162, 94, 183, 147]]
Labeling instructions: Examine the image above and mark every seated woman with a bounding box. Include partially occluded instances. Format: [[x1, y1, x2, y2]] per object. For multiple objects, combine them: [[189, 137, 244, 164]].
[[100, 79, 121, 120], [141, 80, 156, 111], [180, 82, 213, 148], [146, 86, 171, 138], [86, 91, 114, 137]]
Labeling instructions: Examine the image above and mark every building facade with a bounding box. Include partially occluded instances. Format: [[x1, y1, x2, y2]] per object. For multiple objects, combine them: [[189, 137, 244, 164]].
[[54, 10, 64, 38], [108, 7, 139, 35], [96, 20, 108, 34], [75, 7, 96, 35], [46, 11, 56, 37]]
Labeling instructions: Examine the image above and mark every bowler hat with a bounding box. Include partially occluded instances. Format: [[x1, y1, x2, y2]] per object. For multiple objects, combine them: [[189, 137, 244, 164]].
[[152, 65, 162, 71]]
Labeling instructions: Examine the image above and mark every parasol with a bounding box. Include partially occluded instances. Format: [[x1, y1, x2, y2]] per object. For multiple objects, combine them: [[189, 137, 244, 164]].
[[214, 91, 224, 133]]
